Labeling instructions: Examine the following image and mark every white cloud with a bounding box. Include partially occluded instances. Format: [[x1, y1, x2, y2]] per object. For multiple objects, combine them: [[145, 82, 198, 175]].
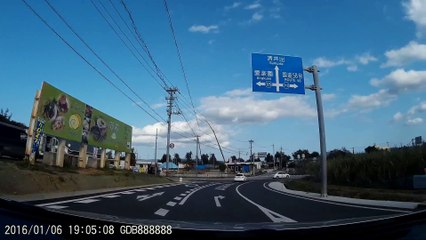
[[225, 2, 241, 10], [347, 89, 397, 111], [251, 12, 263, 22], [357, 53, 378, 65], [224, 88, 252, 97], [393, 112, 404, 122], [208, 39, 215, 45], [322, 93, 336, 101], [132, 118, 231, 148], [382, 41, 426, 67], [151, 103, 166, 109], [406, 117, 424, 125], [198, 89, 316, 124], [403, 0, 426, 37], [347, 65, 358, 72], [408, 101, 426, 114], [370, 68, 426, 93], [313, 57, 349, 68], [188, 25, 219, 34], [245, 3, 262, 10]]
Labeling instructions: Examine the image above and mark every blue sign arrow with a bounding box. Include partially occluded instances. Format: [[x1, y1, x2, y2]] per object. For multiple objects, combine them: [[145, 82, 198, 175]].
[[252, 53, 305, 94]]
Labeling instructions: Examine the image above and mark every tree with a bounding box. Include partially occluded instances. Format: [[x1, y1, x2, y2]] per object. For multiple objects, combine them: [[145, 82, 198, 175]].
[[0, 108, 27, 129], [265, 153, 273, 163], [275, 151, 290, 169], [328, 148, 351, 159], [201, 154, 209, 165], [311, 151, 320, 159], [160, 154, 171, 163], [365, 145, 380, 154], [209, 154, 217, 165], [173, 153, 181, 163], [218, 163, 226, 172], [230, 155, 237, 162], [292, 149, 311, 160], [185, 151, 192, 162]]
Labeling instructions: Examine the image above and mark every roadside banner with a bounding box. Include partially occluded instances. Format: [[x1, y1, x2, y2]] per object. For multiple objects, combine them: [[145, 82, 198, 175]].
[[32, 118, 45, 153]]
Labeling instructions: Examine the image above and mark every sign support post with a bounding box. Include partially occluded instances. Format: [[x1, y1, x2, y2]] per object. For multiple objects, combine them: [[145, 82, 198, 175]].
[[305, 65, 327, 197]]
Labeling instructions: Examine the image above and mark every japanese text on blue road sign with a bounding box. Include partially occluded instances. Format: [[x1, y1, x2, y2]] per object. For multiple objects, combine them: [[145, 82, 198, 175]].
[[252, 53, 305, 94]]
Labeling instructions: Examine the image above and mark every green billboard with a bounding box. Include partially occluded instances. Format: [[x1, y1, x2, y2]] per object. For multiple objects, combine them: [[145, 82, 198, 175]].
[[37, 82, 132, 152]]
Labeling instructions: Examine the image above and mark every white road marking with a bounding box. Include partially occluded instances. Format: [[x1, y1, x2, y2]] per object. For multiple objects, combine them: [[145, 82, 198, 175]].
[[136, 192, 164, 202], [103, 195, 120, 198], [214, 195, 225, 207], [180, 193, 187, 197], [174, 197, 182, 201], [154, 208, 169, 216], [167, 201, 177, 207], [36, 186, 170, 207], [179, 183, 218, 206], [236, 183, 297, 223], [46, 205, 68, 209], [185, 191, 191, 194], [120, 191, 135, 195], [74, 199, 100, 204], [134, 189, 146, 192], [263, 182, 412, 214]]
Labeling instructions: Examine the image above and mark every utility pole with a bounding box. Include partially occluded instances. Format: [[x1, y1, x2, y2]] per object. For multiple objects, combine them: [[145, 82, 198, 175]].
[[195, 135, 200, 168], [305, 65, 328, 198], [272, 144, 275, 169], [154, 128, 158, 176], [249, 140, 254, 175], [165, 87, 179, 172]]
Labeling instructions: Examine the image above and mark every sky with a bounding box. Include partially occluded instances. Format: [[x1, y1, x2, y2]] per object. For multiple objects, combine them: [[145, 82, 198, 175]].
[[1, 0, 426, 161]]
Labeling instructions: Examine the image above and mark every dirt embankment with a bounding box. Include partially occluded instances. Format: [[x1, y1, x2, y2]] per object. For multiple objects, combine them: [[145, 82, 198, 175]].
[[0, 159, 171, 196]]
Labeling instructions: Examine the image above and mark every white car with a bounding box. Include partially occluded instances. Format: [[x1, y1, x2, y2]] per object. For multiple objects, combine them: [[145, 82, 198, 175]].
[[234, 173, 247, 182], [273, 172, 290, 179]]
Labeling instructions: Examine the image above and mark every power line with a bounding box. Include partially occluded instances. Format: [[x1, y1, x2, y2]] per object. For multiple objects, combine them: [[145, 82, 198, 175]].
[[21, 0, 162, 123], [120, 0, 170, 89], [45, 0, 166, 123], [163, 0, 198, 122], [90, 0, 167, 91]]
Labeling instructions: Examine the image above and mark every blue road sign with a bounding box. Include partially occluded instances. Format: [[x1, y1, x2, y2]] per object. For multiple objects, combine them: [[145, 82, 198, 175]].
[[252, 53, 305, 94]]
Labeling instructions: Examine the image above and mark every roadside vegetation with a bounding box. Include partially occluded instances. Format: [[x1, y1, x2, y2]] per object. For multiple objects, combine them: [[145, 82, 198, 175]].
[[285, 144, 426, 202]]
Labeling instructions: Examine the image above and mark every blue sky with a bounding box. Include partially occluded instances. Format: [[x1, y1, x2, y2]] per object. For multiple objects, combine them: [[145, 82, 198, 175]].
[[1, 0, 426, 160]]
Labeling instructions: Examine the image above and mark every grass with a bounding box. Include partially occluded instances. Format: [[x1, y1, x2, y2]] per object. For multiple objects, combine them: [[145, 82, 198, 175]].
[[286, 178, 426, 203]]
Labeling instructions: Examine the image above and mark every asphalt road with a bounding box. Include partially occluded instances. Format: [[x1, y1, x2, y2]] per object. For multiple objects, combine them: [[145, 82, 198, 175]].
[[28, 176, 419, 226]]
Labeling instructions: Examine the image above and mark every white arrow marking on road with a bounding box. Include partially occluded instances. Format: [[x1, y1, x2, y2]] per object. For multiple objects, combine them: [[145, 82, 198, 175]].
[[256, 81, 266, 87], [236, 183, 297, 223], [136, 192, 164, 202], [214, 195, 225, 207], [289, 83, 298, 89]]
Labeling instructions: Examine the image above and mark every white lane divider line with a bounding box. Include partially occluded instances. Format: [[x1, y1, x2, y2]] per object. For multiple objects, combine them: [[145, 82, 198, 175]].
[[180, 193, 187, 197], [74, 199, 100, 204], [134, 189, 147, 192], [174, 197, 182, 201], [46, 205, 68, 209], [179, 183, 219, 206], [121, 191, 135, 195], [167, 201, 177, 207], [103, 195, 120, 198], [154, 208, 169, 217], [185, 191, 191, 194], [236, 183, 297, 223]]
